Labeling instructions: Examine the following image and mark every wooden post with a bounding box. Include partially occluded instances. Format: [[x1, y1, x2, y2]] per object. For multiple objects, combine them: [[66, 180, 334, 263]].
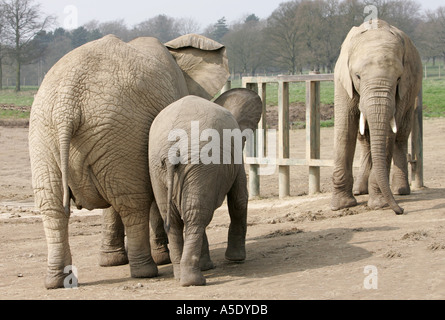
[[257, 82, 267, 157], [306, 80, 321, 194], [221, 80, 232, 94], [278, 81, 290, 198], [245, 82, 260, 198], [411, 87, 423, 189]]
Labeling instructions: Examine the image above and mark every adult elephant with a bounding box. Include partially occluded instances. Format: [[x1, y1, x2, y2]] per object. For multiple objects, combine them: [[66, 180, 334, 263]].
[[149, 89, 263, 286], [331, 19, 422, 215], [29, 33, 229, 289]]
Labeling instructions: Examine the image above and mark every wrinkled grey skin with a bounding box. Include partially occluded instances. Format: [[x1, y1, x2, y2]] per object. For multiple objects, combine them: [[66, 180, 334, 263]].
[[29, 34, 229, 289], [331, 20, 422, 214], [148, 89, 262, 286]]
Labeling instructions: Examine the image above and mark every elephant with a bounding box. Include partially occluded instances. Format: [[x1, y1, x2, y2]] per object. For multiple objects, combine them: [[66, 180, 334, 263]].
[[148, 89, 263, 286], [331, 19, 422, 215], [28, 33, 229, 289]]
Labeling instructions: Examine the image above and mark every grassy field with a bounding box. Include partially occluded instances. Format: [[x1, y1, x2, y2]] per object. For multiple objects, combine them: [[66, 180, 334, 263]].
[[0, 87, 36, 119], [0, 65, 444, 120]]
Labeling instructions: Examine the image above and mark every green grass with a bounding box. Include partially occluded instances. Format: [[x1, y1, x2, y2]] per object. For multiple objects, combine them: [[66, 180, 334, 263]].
[[0, 70, 444, 121], [231, 78, 335, 106], [422, 78, 445, 118], [0, 87, 37, 106], [232, 66, 445, 121], [0, 87, 36, 119]]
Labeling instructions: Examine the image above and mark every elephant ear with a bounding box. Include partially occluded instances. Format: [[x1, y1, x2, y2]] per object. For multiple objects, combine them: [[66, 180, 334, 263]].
[[165, 34, 230, 100], [214, 88, 263, 132], [388, 25, 423, 100], [335, 25, 366, 99]]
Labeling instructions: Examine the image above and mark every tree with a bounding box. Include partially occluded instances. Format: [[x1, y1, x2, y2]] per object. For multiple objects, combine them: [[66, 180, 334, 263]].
[[223, 16, 266, 75], [0, 7, 6, 89], [176, 17, 201, 35], [211, 17, 229, 42], [133, 15, 181, 42], [1, 0, 54, 91], [98, 19, 129, 41], [265, 1, 303, 74], [70, 26, 89, 48]]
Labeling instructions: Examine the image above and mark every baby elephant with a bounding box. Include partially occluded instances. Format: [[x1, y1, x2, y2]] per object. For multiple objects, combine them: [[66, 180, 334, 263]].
[[148, 89, 262, 286]]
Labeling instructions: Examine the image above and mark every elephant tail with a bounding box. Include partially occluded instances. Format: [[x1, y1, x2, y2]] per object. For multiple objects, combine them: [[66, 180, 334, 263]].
[[165, 162, 176, 233], [59, 124, 74, 217]]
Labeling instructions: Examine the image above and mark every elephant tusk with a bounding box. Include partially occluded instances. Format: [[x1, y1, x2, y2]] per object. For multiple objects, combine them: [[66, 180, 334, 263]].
[[390, 116, 397, 134], [360, 112, 366, 135]]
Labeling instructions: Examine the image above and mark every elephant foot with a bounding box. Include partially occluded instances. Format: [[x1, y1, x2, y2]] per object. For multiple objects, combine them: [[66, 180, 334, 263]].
[[367, 195, 389, 210], [392, 184, 411, 196], [173, 263, 181, 281], [45, 271, 68, 290], [151, 245, 171, 266], [353, 181, 369, 196], [200, 257, 215, 271], [180, 265, 206, 287], [225, 244, 246, 262], [331, 194, 357, 211], [99, 249, 128, 267], [130, 260, 158, 279]]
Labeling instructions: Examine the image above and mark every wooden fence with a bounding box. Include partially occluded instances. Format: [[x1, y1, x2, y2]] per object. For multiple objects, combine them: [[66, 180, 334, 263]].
[[225, 74, 424, 199]]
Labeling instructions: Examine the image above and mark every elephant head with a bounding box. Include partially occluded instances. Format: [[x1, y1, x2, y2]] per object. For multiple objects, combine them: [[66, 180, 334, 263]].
[[334, 19, 422, 214]]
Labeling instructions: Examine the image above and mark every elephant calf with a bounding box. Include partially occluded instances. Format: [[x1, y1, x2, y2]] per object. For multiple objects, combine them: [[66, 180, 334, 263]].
[[148, 89, 262, 286]]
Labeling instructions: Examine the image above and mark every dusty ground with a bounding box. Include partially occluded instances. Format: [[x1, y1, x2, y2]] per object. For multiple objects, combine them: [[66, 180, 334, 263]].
[[1, 116, 445, 300]]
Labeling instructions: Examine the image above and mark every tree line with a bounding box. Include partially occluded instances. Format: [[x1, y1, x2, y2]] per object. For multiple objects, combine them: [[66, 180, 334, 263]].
[[0, 0, 444, 91]]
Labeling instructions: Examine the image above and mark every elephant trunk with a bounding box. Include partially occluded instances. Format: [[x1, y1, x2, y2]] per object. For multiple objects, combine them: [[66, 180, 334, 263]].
[[362, 82, 404, 215]]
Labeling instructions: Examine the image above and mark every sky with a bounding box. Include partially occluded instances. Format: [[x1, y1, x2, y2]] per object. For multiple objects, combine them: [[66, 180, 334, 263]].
[[39, 0, 445, 31]]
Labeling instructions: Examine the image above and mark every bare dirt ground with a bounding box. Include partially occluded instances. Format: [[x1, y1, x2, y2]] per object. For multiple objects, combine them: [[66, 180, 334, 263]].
[[1, 117, 445, 300]]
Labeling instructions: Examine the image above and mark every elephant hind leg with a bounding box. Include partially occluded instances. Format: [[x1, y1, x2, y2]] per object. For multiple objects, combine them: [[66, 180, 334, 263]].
[[353, 132, 371, 196], [99, 207, 128, 267], [180, 226, 207, 287], [200, 231, 215, 271], [225, 168, 248, 262], [391, 137, 411, 195], [149, 201, 171, 266], [119, 208, 158, 279], [179, 209, 213, 287], [41, 212, 72, 289]]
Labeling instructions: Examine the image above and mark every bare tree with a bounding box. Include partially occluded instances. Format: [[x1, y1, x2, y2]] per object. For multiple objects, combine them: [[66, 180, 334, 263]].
[[177, 17, 201, 35], [98, 19, 130, 41], [265, 0, 303, 74], [0, 6, 6, 89], [223, 16, 267, 76], [1, 0, 54, 91], [132, 15, 181, 43]]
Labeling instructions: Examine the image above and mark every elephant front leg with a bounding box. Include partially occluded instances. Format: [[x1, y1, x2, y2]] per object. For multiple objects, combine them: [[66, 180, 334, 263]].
[[99, 207, 128, 267], [331, 100, 360, 211], [42, 213, 72, 289], [225, 169, 247, 262], [120, 210, 158, 279]]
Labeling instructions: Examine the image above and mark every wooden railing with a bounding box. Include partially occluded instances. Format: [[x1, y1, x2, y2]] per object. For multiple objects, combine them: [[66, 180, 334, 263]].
[[231, 74, 424, 199]]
